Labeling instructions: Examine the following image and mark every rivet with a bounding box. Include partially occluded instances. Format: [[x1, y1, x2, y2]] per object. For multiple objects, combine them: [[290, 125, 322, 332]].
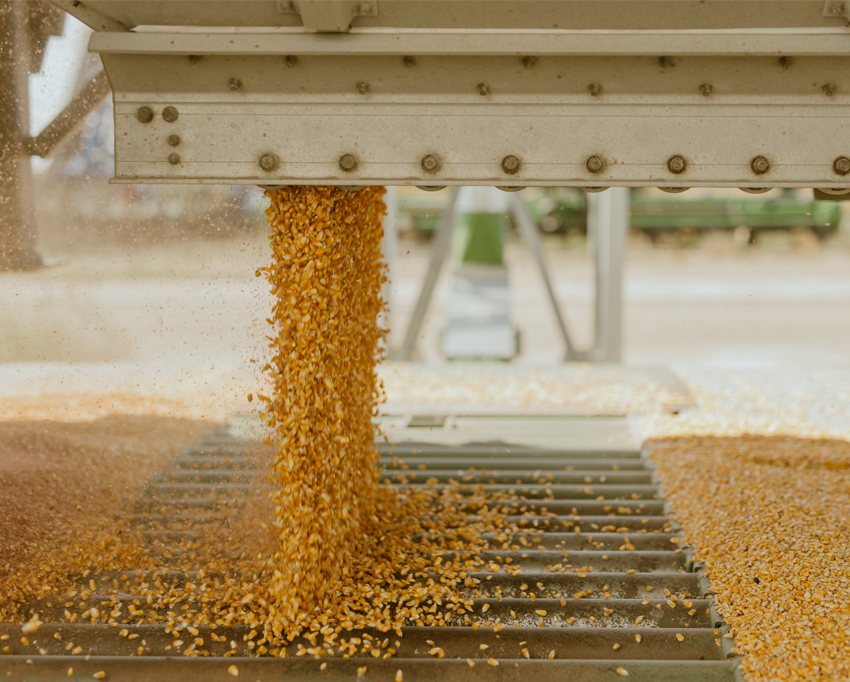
[[339, 154, 358, 172], [168, 153, 181, 165], [501, 155, 520, 174], [751, 156, 770, 175], [136, 107, 154, 123], [522, 56, 537, 69], [659, 56, 675, 68], [823, 83, 837, 96], [228, 78, 242, 91], [162, 106, 179, 123], [833, 156, 850, 175], [588, 83, 602, 97], [357, 82, 369, 95], [259, 153, 278, 172], [478, 82, 490, 96], [421, 154, 440, 173], [667, 155, 686, 174], [167, 134, 180, 147], [586, 156, 605, 173], [285, 55, 299, 68], [779, 56, 793, 70], [403, 56, 416, 69], [700, 83, 712, 97]]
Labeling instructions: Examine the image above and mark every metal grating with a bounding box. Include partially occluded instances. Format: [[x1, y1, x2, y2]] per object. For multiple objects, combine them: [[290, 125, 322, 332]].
[[0, 417, 740, 681]]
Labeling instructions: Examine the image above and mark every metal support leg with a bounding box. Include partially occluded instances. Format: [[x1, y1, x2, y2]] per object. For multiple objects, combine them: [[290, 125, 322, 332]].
[[395, 187, 460, 361], [0, 2, 41, 271], [511, 195, 587, 362], [591, 187, 629, 362]]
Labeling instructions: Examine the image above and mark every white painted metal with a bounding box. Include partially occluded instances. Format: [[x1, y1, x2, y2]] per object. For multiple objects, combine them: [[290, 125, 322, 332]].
[[72, 1, 850, 31], [54, 0, 850, 187], [590, 187, 629, 362]]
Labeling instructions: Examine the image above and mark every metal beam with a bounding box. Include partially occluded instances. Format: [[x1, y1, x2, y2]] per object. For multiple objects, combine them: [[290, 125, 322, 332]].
[[395, 187, 460, 361], [511, 195, 587, 362], [590, 188, 629, 363], [50, 0, 128, 32], [90, 28, 850, 57], [25, 69, 110, 158], [0, 2, 40, 271]]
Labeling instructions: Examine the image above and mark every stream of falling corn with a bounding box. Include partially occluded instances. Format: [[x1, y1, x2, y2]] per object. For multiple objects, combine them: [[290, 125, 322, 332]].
[[257, 185, 387, 629]]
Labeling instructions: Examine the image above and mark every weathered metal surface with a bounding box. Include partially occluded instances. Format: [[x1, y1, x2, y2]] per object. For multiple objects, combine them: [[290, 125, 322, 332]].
[[40, 0, 849, 188]]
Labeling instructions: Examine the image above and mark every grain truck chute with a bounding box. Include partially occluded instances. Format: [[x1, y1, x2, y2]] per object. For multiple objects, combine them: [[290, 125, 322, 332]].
[[56, 0, 850, 192]]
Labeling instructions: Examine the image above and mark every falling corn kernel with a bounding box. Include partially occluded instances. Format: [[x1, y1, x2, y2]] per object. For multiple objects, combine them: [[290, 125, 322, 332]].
[[93, 673, 105, 680], [261, 186, 388, 628], [676, 634, 685, 642], [395, 670, 403, 682], [616, 668, 629, 677], [487, 658, 498, 666], [635, 635, 641, 643], [320, 663, 327, 671], [228, 665, 238, 677]]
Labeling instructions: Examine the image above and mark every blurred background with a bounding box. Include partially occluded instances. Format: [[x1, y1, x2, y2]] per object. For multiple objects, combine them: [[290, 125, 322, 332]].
[[4, 12, 850, 424]]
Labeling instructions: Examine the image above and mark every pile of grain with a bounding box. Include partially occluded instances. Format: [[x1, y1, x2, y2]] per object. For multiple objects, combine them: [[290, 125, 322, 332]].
[[648, 436, 850, 682], [0, 416, 211, 618]]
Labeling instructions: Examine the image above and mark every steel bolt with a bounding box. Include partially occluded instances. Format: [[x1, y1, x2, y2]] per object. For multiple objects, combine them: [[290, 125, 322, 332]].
[[339, 154, 358, 172], [667, 155, 686, 174], [823, 83, 837, 97], [357, 82, 369, 95], [501, 155, 520, 175], [167, 135, 181, 147], [285, 55, 299, 68], [259, 153, 278, 172], [586, 156, 605, 174], [229, 78, 242, 91], [162, 106, 179, 123], [522, 56, 538, 69], [834, 156, 850, 175], [700, 83, 712, 97], [421, 154, 440, 173], [403, 56, 416, 69], [478, 82, 490, 96], [588, 83, 602, 97], [751, 156, 770, 175], [168, 153, 181, 165], [136, 106, 154, 123]]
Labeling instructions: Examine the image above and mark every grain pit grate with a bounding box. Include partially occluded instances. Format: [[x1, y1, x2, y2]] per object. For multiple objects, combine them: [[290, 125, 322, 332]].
[[0, 417, 739, 681]]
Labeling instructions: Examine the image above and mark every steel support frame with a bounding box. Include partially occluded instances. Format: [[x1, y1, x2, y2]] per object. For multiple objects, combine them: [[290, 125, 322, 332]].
[[0, 1, 40, 271], [394, 190, 627, 363]]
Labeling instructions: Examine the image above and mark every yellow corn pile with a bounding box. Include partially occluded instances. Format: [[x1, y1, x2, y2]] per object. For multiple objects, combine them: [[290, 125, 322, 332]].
[[649, 436, 850, 682], [256, 185, 387, 631]]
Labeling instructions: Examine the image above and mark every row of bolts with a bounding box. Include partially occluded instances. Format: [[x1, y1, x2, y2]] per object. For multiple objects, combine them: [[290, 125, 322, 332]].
[[135, 104, 850, 178]]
